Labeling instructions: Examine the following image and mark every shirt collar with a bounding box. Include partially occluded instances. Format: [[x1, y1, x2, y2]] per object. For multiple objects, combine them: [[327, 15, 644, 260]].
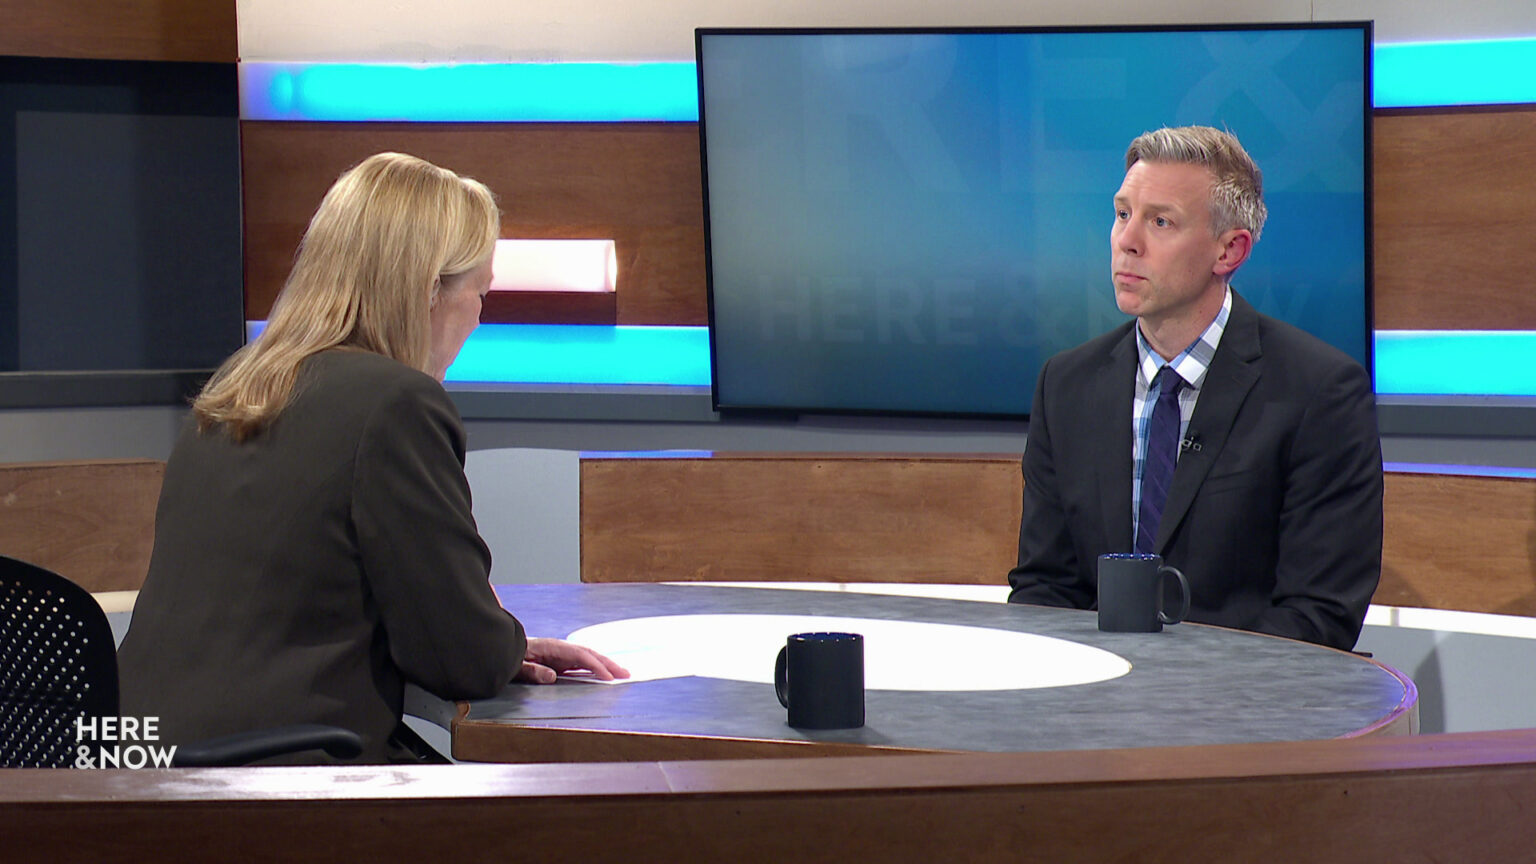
[[1135, 286, 1231, 390]]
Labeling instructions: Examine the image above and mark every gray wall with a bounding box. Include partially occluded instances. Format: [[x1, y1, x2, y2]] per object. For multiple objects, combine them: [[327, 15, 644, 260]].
[[7, 397, 1536, 471], [0, 405, 185, 463], [1355, 625, 1536, 734]]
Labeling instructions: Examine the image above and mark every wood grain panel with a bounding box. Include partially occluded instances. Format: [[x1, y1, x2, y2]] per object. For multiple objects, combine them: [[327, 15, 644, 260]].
[[0, 0, 236, 62], [580, 453, 1536, 617], [0, 459, 164, 592], [239, 122, 705, 326], [1373, 107, 1536, 330], [580, 453, 1023, 584], [3, 730, 1536, 863], [480, 291, 617, 325], [1379, 471, 1536, 617]]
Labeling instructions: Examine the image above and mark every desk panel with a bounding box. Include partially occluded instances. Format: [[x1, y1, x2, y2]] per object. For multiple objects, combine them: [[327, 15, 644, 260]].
[[455, 584, 1416, 762], [6, 730, 1536, 862]]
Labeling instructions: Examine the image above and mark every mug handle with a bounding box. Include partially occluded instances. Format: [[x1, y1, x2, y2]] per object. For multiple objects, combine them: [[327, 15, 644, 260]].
[[1157, 565, 1191, 625], [774, 645, 791, 708]]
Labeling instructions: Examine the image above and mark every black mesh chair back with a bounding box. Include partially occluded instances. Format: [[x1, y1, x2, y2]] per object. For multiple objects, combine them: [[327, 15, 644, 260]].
[[0, 554, 369, 767], [0, 554, 120, 768]]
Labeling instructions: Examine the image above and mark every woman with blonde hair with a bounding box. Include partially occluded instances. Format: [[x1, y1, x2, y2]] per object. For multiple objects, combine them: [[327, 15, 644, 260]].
[[119, 153, 625, 764]]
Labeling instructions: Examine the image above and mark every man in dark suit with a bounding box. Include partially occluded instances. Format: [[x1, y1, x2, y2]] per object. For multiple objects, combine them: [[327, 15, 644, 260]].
[[1006, 126, 1382, 650]]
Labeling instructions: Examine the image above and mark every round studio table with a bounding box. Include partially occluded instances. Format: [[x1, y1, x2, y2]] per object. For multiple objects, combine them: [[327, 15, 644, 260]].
[[439, 583, 1417, 763]]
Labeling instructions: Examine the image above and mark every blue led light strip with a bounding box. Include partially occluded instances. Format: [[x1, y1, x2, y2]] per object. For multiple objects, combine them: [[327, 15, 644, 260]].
[[240, 62, 700, 122], [245, 324, 1536, 396], [1374, 331, 1536, 396], [1385, 462, 1536, 480], [240, 37, 1536, 121], [1374, 37, 1536, 108], [245, 321, 710, 385], [444, 324, 711, 386]]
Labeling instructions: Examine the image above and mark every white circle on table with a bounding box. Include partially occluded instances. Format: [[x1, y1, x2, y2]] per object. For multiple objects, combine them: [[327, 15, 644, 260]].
[[565, 614, 1130, 691]]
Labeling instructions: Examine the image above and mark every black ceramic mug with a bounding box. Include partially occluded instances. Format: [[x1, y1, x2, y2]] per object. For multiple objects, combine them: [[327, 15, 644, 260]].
[[1097, 553, 1191, 633], [774, 632, 864, 729]]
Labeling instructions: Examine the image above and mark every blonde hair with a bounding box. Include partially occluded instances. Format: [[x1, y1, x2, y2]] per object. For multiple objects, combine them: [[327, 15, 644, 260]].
[[195, 152, 498, 440], [1125, 126, 1267, 242]]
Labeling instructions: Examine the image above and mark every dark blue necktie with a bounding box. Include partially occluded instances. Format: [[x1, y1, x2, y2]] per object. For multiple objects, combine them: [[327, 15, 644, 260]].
[[1136, 368, 1186, 554]]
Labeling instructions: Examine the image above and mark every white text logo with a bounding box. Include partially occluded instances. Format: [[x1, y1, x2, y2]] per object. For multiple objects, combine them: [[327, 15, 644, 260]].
[[75, 716, 177, 768]]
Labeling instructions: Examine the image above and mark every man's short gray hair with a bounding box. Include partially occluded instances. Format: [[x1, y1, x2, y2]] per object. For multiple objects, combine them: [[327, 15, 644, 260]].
[[1125, 126, 1267, 242]]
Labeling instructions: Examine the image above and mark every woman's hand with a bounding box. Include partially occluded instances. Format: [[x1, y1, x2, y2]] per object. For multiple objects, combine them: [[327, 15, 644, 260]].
[[515, 637, 631, 684]]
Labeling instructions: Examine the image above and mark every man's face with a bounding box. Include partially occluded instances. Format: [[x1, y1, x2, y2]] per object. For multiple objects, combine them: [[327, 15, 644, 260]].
[[1109, 160, 1230, 327]]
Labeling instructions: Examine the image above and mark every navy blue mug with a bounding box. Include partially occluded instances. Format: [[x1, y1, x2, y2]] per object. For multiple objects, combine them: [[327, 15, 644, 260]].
[[1098, 553, 1190, 633], [774, 632, 864, 729]]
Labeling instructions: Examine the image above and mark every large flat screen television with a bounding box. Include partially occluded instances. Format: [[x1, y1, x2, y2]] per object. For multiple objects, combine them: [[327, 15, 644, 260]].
[[697, 23, 1373, 418], [0, 56, 243, 407]]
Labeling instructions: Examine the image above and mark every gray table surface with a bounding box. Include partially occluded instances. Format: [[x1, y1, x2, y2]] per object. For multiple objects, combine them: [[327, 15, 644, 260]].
[[444, 584, 1415, 754]]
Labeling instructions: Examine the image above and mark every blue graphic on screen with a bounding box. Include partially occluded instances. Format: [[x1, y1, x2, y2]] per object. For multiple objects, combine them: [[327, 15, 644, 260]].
[[699, 27, 1370, 416]]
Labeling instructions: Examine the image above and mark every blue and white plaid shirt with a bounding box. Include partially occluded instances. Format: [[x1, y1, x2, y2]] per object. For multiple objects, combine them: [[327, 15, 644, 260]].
[[1129, 288, 1232, 546]]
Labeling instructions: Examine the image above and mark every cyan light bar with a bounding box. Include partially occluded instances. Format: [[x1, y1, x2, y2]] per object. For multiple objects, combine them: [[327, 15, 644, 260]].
[[1374, 37, 1536, 108], [243, 324, 1533, 396], [581, 450, 717, 458], [1374, 331, 1536, 397], [443, 328, 1536, 396], [1385, 462, 1536, 480], [444, 324, 711, 385], [240, 38, 1536, 121], [240, 62, 699, 122]]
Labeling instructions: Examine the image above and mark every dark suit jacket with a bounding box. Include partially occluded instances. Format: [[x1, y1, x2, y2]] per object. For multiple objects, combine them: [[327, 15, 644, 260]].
[[119, 349, 527, 763], [1007, 292, 1382, 650]]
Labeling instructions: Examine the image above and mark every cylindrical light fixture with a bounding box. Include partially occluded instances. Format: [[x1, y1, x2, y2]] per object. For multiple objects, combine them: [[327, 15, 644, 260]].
[[490, 239, 617, 294]]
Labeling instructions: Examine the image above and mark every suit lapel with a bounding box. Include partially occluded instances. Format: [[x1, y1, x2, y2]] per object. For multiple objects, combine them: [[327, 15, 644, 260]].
[[1154, 292, 1262, 553], [1096, 328, 1139, 552]]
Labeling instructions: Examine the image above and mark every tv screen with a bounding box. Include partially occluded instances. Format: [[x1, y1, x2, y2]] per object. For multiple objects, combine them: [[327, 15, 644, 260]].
[[0, 56, 243, 406], [697, 23, 1373, 418]]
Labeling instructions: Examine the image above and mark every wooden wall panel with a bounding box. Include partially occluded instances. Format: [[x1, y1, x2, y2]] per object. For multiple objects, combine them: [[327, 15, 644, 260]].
[[239, 122, 706, 326], [0, 459, 165, 592], [1372, 107, 1536, 330], [580, 453, 1023, 585], [1379, 472, 1536, 617], [580, 454, 1536, 618], [0, 0, 236, 63]]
